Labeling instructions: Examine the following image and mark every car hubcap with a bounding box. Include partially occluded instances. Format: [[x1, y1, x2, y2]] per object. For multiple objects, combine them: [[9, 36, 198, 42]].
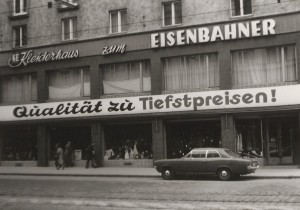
[[221, 170, 228, 177], [165, 170, 170, 176]]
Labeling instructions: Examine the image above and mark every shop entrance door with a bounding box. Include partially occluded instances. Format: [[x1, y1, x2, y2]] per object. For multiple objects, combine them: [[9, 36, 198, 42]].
[[267, 119, 293, 165]]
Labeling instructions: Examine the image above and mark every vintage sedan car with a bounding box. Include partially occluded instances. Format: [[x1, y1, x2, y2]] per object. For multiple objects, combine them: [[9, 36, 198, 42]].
[[154, 148, 259, 180]]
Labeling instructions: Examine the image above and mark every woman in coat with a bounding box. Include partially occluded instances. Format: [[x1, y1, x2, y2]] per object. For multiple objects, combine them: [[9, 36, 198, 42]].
[[55, 143, 64, 170]]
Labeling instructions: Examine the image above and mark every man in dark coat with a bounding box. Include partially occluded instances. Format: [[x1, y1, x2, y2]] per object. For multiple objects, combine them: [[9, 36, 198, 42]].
[[85, 142, 96, 168]]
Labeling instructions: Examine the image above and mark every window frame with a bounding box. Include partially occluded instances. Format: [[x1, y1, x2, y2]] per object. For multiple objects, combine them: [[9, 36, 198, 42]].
[[61, 17, 77, 41], [230, 0, 252, 18], [101, 60, 151, 95], [109, 9, 127, 34], [162, 53, 220, 92], [231, 45, 298, 88], [162, 1, 182, 27], [13, 25, 27, 48], [47, 68, 90, 100], [13, 0, 27, 16]]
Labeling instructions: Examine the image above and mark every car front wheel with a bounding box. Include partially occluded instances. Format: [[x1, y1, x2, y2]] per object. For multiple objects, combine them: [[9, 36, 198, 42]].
[[162, 167, 174, 180], [217, 168, 232, 181]]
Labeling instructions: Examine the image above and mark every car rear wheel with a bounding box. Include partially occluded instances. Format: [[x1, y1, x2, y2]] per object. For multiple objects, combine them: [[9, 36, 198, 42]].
[[217, 168, 232, 181], [162, 167, 174, 180]]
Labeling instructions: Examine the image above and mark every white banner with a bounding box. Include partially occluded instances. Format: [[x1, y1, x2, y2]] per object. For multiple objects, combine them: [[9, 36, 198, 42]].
[[0, 85, 298, 122]]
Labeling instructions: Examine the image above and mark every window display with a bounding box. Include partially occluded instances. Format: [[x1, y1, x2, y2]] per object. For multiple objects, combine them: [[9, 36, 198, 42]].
[[104, 124, 152, 160], [166, 121, 221, 158], [235, 119, 263, 158], [2, 126, 37, 161]]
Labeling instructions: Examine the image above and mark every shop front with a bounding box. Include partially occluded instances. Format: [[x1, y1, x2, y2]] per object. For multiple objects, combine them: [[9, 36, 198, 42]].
[[235, 115, 298, 165], [102, 121, 153, 167], [166, 119, 221, 158]]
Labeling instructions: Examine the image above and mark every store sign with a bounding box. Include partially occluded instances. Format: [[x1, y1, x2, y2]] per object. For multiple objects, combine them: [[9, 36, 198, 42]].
[[1, 85, 300, 122], [102, 44, 126, 55], [8, 49, 79, 68], [151, 19, 276, 48]]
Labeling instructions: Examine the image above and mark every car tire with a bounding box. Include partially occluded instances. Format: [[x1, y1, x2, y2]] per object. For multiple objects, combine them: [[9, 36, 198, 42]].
[[162, 167, 175, 180], [217, 168, 232, 181]]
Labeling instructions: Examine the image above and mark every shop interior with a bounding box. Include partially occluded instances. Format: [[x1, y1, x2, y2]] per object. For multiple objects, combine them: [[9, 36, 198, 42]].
[[166, 120, 221, 158], [103, 123, 152, 160], [235, 116, 298, 164], [49, 125, 91, 161], [2, 126, 37, 161]]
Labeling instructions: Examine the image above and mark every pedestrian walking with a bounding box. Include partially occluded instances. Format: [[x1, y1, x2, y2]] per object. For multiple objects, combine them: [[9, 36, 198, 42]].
[[85, 142, 96, 168], [64, 141, 73, 167], [55, 143, 64, 170]]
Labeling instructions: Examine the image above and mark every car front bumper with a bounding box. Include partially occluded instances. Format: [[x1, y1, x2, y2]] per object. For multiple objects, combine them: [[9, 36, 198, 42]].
[[247, 165, 259, 173]]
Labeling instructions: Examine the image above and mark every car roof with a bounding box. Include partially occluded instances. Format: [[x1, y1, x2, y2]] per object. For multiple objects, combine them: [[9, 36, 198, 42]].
[[191, 148, 226, 151]]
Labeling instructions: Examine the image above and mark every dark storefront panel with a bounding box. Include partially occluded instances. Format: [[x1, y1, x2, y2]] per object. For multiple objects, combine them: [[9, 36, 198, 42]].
[[1, 126, 37, 161], [49, 126, 91, 161], [166, 120, 221, 158]]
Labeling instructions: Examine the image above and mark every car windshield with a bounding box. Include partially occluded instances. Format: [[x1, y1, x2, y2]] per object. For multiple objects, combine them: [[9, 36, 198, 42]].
[[224, 149, 239, 158]]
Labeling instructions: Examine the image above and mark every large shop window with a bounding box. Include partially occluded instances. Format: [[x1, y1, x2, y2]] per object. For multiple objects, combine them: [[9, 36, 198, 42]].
[[2, 126, 37, 161], [231, 0, 252, 17], [235, 119, 263, 157], [163, 1, 182, 26], [13, 25, 27, 47], [62, 17, 77, 41], [49, 126, 91, 161], [48, 68, 90, 100], [0, 74, 37, 104], [166, 121, 221, 158], [104, 124, 152, 160], [162, 53, 219, 92], [109, 9, 127, 34], [101, 60, 151, 95], [232, 45, 297, 88]]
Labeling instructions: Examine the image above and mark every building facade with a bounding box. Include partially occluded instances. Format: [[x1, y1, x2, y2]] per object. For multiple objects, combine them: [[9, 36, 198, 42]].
[[0, 0, 300, 167]]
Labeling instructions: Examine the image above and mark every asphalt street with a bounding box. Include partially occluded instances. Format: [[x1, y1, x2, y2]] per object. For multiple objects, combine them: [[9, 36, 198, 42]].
[[1, 175, 300, 210]]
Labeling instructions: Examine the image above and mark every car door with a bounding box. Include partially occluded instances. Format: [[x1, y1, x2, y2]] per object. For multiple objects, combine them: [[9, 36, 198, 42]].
[[183, 150, 207, 174], [205, 150, 223, 174]]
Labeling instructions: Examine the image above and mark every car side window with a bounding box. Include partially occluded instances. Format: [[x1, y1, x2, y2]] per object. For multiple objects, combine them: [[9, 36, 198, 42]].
[[191, 150, 206, 158], [207, 150, 221, 158]]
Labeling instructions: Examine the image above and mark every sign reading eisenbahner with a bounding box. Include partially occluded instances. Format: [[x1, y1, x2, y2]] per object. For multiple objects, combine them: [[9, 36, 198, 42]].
[[151, 19, 276, 48], [0, 85, 299, 122], [8, 49, 79, 68]]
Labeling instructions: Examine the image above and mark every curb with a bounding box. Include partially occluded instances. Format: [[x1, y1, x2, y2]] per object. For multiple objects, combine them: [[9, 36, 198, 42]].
[[1, 173, 300, 179], [0, 173, 158, 178]]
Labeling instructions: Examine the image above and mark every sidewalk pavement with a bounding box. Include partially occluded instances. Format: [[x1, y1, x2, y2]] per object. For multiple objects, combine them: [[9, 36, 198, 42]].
[[1, 165, 300, 179]]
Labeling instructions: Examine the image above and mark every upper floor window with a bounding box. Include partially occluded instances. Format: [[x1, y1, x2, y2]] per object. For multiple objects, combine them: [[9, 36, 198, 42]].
[[62, 17, 77, 41], [0, 73, 37, 104], [232, 45, 297, 88], [109, 9, 127, 34], [162, 53, 219, 92], [231, 0, 252, 17], [101, 60, 151, 95], [13, 25, 27, 47], [163, 1, 182, 26], [13, 0, 27, 16], [48, 68, 90, 100]]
